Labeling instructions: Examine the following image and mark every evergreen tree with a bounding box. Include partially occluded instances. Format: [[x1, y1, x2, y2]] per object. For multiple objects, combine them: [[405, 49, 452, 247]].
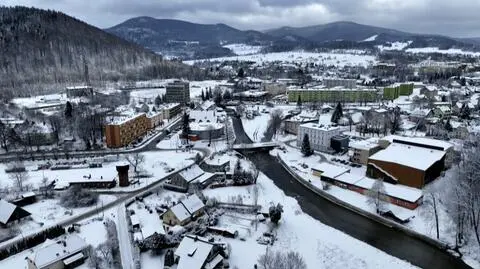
[[237, 68, 245, 78], [64, 101, 73, 118], [460, 103, 471, 120], [201, 90, 205, 101], [301, 134, 314, 157], [269, 203, 283, 224], [154, 95, 162, 106], [181, 113, 190, 140], [222, 90, 232, 100], [331, 102, 343, 123], [208, 88, 213, 100], [390, 107, 402, 134], [444, 118, 453, 132], [297, 95, 302, 108]]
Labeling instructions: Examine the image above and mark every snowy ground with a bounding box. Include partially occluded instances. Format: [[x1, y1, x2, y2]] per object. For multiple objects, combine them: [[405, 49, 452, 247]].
[[223, 43, 264, 55], [156, 128, 230, 153], [377, 41, 413, 51], [203, 173, 417, 269], [184, 51, 377, 68], [0, 151, 196, 192], [274, 145, 480, 268], [189, 80, 229, 99], [405, 47, 480, 56]]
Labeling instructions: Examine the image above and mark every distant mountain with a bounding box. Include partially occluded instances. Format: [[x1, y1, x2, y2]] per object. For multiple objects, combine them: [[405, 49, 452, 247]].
[[0, 7, 203, 97], [266, 21, 409, 43], [105, 17, 272, 59], [266, 21, 479, 51]]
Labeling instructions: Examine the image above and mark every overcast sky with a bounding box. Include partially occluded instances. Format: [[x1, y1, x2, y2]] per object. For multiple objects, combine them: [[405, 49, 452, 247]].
[[4, 0, 480, 37]]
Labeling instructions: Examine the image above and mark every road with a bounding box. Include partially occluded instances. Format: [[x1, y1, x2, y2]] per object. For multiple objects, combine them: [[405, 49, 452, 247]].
[[117, 203, 134, 269], [0, 116, 183, 162], [231, 116, 470, 269]]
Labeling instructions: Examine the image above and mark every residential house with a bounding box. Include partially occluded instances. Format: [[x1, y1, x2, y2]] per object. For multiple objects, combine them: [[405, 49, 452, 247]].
[[162, 194, 205, 226], [26, 234, 88, 269], [284, 110, 319, 135], [174, 234, 226, 269], [0, 199, 31, 227], [166, 165, 216, 191]]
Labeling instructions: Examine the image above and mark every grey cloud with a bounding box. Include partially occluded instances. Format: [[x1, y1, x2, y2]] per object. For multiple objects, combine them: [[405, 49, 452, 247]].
[[3, 0, 480, 37]]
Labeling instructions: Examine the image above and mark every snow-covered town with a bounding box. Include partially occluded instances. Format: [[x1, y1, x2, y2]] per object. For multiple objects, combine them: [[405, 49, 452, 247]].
[[2, 3, 480, 269]]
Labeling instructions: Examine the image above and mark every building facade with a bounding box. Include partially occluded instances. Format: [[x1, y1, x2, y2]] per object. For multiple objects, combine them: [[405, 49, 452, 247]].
[[161, 103, 182, 120], [383, 83, 414, 100], [288, 87, 378, 103], [166, 81, 190, 104], [104, 114, 149, 148], [297, 123, 342, 152], [324, 78, 357, 88], [350, 139, 382, 165]]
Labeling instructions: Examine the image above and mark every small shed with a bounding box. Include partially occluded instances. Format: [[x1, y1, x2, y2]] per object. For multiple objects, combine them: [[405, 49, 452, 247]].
[[0, 199, 31, 227]]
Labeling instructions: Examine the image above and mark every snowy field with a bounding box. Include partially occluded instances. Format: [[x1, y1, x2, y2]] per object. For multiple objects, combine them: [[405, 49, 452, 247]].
[[184, 51, 377, 67], [223, 43, 264, 55], [377, 41, 413, 51], [203, 173, 417, 269], [405, 47, 480, 56], [130, 88, 165, 102], [0, 151, 197, 192], [241, 104, 297, 142]]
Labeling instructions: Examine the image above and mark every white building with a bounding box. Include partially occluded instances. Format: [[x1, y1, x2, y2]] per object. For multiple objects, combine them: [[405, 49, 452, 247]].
[[297, 123, 342, 152]]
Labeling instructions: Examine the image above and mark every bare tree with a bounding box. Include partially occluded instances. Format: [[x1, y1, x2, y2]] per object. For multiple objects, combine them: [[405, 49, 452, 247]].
[[96, 242, 113, 265], [366, 179, 387, 213], [124, 153, 145, 177], [8, 162, 28, 192], [257, 249, 306, 269], [423, 184, 441, 239], [48, 115, 63, 144], [262, 109, 283, 141]]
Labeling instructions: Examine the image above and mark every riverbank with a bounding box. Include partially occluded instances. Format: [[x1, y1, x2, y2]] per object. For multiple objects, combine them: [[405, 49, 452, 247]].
[[272, 145, 479, 268]]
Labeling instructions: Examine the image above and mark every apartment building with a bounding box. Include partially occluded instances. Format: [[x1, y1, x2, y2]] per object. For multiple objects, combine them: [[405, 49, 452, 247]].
[[166, 80, 190, 104], [350, 138, 382, 165], [297, 123, 342, 152], [104, 113, 149, 148], [288, 86, 378, 103]]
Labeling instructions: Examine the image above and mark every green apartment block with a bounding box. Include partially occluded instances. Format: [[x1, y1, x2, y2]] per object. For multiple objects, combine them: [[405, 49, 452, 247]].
[[383, 83, 414, 100], [287, 88, 379, 103]]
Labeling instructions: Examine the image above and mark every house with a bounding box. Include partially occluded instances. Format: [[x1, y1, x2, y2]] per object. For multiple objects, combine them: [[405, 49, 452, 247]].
[[330, 135, 349, 153], [367, 143, 446, 188], [419, 85, 438, 99], [26, 234, 88, 269], [0, 199, 31, 227], [284, 110, 319, 135], [167, 165, 216, 191], [350, 138, 382, 165], [11, 191, 37, 207], [162, 194, 205, 226], [174, 234, 226, 269]]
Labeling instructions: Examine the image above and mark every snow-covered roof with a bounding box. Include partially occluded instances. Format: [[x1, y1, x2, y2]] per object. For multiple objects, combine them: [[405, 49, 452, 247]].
[[29, 235, 88, 269], [21, 191, 36, 198], [312, 163, 350, 179], [334, 173, 365, 185], [350, 138, 380, 151], [181, 194, 205, 214], [174, 235, 215, 269], [179, 165, 205, 182], [300, 122, 340, 132], [142, 218, 165, 238], [200, 100, 216, 110], [369, 143, 446, 171], [354, 177, 423, 203], [191, 172, 216, 184], [130, 215, 140, 226], [204, 254, 224, 269], [170, 203, 191, 222], [0, 199, 17, 224], [381, 135, 453, 151]]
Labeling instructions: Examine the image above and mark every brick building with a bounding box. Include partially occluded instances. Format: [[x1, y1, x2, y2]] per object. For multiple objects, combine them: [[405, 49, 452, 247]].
[[104, 113, 149, 148]]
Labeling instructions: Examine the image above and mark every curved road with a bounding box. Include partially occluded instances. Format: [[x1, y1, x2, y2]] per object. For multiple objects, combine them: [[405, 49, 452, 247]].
[[231, 116, 470, 269]]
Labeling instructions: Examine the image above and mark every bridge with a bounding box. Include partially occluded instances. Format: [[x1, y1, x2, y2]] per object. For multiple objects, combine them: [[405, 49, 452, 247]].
[[232, 141, 279, 150]]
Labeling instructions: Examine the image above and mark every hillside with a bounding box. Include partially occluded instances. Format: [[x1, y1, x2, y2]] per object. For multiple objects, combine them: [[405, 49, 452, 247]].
[[105, 17, 271, 59], [0, 7, 204, 97]]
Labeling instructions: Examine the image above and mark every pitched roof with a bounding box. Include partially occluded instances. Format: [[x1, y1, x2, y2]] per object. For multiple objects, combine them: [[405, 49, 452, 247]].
[[170, 203, 191, 222], [29, 235, 87, 269], [181, 194, 205, 214], [179, 165, 205, 183], [174, 235, 215, 269], [0, 199, 30, 225]]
